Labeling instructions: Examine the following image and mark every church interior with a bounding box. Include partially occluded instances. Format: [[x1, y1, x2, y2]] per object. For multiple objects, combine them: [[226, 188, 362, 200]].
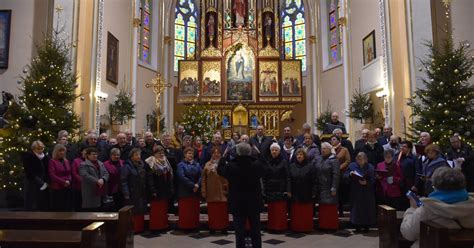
[[0, 0, 473, 247]]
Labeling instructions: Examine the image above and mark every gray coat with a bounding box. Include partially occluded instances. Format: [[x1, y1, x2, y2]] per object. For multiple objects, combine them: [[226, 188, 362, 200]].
[[79, 160, 109, 209], [314, 155, 340, 204]]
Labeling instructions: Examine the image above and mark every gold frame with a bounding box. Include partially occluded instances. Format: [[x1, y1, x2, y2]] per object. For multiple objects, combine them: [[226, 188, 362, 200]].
[[281, 60, 303, 102], [178, 60, 200, 103], [258, 7, 279, 57], [201, 60, 222, 102], [257, 59, 279, 102]]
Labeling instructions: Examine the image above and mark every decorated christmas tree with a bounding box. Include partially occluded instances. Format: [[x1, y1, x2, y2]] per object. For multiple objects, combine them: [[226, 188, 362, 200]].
[[0, 32, 80, 191], [180, 104, 213, 139], [407, 39, 473, 149]]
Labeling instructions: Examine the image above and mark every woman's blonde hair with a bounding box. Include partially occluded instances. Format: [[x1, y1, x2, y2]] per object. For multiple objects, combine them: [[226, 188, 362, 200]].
[[52, 144, 66, 160], [31, 140, 45, 151]]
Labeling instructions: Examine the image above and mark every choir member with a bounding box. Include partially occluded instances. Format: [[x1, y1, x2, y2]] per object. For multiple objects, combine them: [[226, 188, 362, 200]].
[[48, 144, 72, 211], [79, 148, 109, 211], [22, 140, 49, 211], [104, 148, 124, 211]]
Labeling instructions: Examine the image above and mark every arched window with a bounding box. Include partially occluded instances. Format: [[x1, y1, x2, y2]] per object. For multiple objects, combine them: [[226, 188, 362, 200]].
[[138, 0, 152, 64], [327, 0, 342, 65], [174, 0, 198, 72], [282, 0, 306, 71]]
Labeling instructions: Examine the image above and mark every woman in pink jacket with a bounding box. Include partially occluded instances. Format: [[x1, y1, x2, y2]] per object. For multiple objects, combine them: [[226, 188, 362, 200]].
[[48, 144, 72, 211], [71, 148, 86, 211], [376, 149, 403, 210]]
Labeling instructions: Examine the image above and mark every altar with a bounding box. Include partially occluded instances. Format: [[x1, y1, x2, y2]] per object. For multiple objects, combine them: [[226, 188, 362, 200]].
[[174, 0, 306, 138]]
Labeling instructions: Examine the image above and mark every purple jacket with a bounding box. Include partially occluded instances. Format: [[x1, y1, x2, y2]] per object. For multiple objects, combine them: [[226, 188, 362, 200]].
[[48, 159, 72, 190], [104, 159, 124, 194]]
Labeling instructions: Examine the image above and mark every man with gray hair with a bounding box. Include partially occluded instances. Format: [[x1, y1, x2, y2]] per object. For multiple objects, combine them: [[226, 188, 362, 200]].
[[383, 135, 401, 154], [378, 125, 393, 146], [218, 142, 265, 248], [296, 123, 321, 149], [447, 135, 474, 192]]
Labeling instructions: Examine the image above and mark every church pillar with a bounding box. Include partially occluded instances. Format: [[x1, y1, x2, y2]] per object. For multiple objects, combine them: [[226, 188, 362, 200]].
[[304, 0, 318, 132], [130, 0, 140, 136], [340, 0, 352, 136], [163, 0, 176, 132], [386, 0, 412, 137]]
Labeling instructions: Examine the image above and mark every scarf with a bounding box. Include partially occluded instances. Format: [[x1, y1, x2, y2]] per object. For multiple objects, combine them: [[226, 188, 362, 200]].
[[429, 189, 469, 204], [35, 152, 45, 160], [146, 156, 171, 177]]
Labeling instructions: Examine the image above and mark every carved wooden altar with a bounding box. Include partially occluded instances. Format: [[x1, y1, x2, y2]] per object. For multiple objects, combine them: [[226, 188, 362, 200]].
[[176, 0, 303, 139]]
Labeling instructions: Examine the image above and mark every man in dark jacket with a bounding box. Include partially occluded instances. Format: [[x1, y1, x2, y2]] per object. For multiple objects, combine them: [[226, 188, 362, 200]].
[[361, 131, 384, 166], [218, 142, 265, 248], [446, 135, 474, 192], [250, 125, 273, 162]]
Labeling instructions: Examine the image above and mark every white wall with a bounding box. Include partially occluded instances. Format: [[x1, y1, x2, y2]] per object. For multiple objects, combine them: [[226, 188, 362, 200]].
[[451, 0, 474, 85], [0, 0, 36, 95]]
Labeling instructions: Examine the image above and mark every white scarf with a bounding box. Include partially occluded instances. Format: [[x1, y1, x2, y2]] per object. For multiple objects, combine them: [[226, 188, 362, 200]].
[[35, 152, 45, 160]]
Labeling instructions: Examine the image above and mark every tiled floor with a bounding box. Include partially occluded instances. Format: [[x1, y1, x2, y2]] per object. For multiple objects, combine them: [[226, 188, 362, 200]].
[[135, 228, 379, 248]]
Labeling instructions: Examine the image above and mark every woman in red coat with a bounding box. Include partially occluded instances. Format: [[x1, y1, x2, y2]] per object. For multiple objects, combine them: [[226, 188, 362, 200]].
[[202, 147, 229, 234], [376, 149, 403, 210], [71, 148, 86, 211], [48, 144, 72, 211], [103, 148, 124, 211]]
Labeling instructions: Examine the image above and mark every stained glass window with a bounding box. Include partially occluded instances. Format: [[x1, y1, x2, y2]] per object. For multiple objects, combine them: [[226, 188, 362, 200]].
[[282, 0, 306, 71], [327, 0, 342, 65], [174, 0, 198, 71], [138, 0, 152, 64]]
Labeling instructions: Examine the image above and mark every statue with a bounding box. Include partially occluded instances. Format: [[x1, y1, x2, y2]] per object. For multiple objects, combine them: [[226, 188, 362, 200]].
[[233, 0, 247, 27], [250, 115, 258, 128], [207, 14, 215, 44], [222, 115, 230, 128], [264, 13, 272, 42]]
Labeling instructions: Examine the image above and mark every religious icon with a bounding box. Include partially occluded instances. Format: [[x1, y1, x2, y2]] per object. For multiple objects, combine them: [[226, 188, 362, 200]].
[[281, 60, 302, 100], [178, 61, 200, 101], [363, 30, 376, 65], [179, 77, 199, 96], [106, 32, 119, 84], [222, 115, 230, 128], [226, 44, 254, 101], [250, 114, 258, 128], [233, 0, 247, 27], [206, 12, 218, 48], [258, 61, 279, 97], [264, 13, 273, 42]]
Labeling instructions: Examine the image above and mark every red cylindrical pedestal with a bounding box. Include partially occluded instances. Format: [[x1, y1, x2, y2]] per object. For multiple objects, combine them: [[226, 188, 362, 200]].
[[178, 196, 200, 230], [318, 204, 339, 230], [133, 214, 145, 233], [207, 202, 229, 230], [149, 199, 169, 231], [290, 202, 314, 232], [267, 200, 288, 231]]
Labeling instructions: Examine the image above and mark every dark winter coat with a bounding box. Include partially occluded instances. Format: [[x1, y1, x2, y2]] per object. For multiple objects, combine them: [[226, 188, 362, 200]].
[[176, 159, 202, 198], [314, 155, 340, 204], [145, 158, 174, 200], [344, 162, 376, 226], [263, 156, 291, 201], [420, 155, 449, 196], [121, 159, 147, 214], [289, 159, 318, 203], [79, 159, 109, 209], [361, 142, 384, 166], [21, 152, 50, 211], [250, 135, 273, 161], [447, 144, 474, 192], [217, 155, 265, 215]]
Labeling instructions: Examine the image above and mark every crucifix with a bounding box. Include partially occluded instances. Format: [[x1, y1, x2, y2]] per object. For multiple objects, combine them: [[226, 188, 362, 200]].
[[146, 73, 172, 136]]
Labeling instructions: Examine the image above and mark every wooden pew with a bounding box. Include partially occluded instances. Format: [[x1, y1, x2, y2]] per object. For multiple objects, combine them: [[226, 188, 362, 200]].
[[0, 221, 105, 248], [0, 205, 134, 248], [420, 220, 474, 248], [378, 205, 413, 248]]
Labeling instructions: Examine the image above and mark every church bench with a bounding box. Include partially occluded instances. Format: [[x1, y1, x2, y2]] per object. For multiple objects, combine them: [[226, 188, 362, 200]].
[[0, 221, 105, 248], [420, 220, 474, 248], [378, 205, 413, 248], [0, 205, 134, 248]]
